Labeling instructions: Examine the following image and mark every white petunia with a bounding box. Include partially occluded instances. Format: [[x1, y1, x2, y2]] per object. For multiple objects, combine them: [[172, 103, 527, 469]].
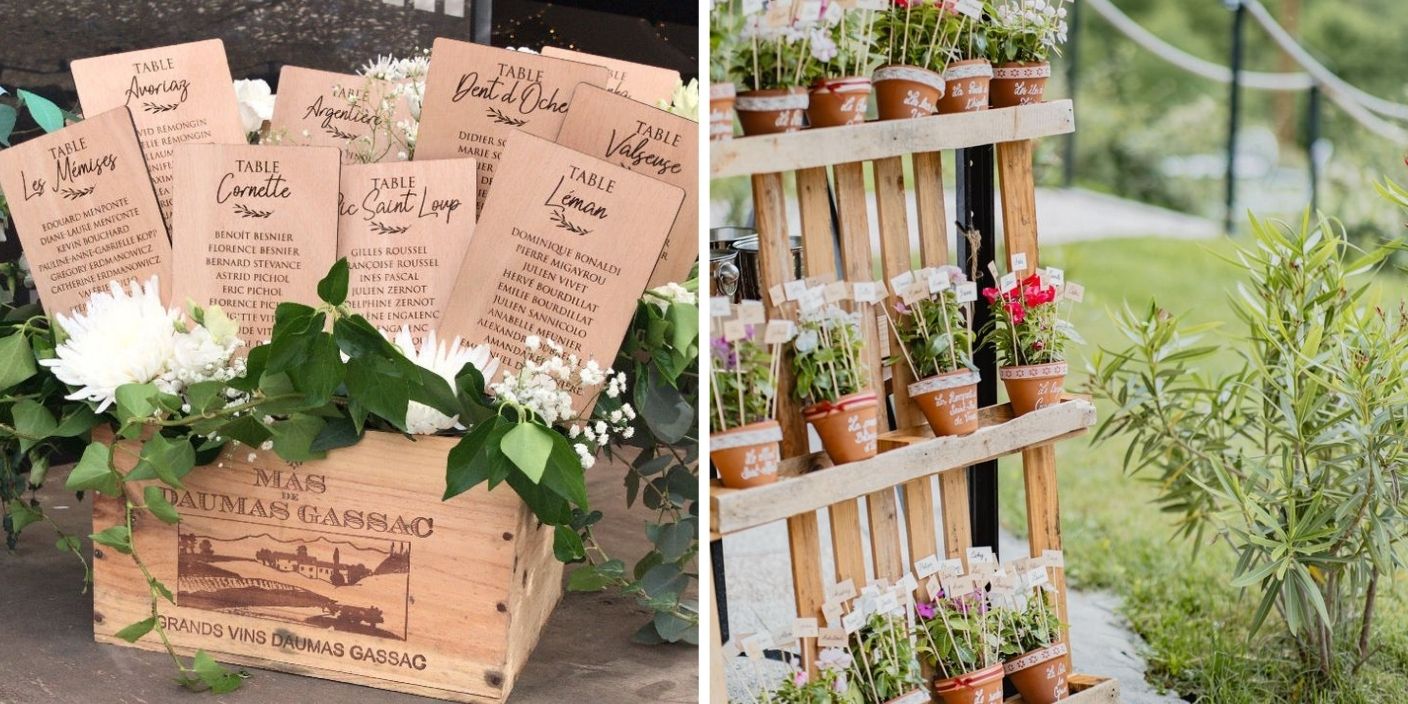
[[41, 277, 180, 411], [391, 326, 499, 434], [233, 79, 275, 134]]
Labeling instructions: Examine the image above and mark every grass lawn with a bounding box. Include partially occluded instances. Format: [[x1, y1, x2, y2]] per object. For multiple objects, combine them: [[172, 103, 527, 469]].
[[995, 236, 1408, 703]]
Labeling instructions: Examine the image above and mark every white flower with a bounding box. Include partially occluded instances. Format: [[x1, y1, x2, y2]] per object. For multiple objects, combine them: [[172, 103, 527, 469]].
[[42, 277, 180, 411], [390, 326, 499, 434], [525, 335, 541, 351], [794, 328, 820, 354], [657, 79, 700, 121], [233, 79, 275, 134], [647, 282, 696, 311]]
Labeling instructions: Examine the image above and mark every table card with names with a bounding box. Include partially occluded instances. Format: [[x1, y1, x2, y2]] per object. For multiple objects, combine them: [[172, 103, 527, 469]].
[[337, 159, 477, 342], [71, 39, 246, 226], [540, 47, 682, 107], [170, 144, 339, 343], [0, 107, 172, 315], [270, 66, 412, 163], [437, 131, 683, 410], [414, 38, 609, 211], [555, 84, 698, 288]]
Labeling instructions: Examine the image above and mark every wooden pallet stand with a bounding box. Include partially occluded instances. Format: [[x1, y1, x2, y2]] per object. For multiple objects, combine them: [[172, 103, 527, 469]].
[[92, 429, 561, 704], [711, 100, 1122, 702]]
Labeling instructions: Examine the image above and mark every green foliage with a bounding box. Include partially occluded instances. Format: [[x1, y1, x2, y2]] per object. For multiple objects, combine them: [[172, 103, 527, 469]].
[[756, 662, 863, 704], [792, 308, 869, 405], [889, 280, 976, 379], [999, 590, 1062, 657], [979, 268, 1080, 367], [873, 2, 957, 71], [798, 8, 884, 84], [987, 0, 1070, 64], [918, 591, 1003, 679], [850, 612, 926, 701], [1089, 208, 1408, 678], [710, 333, 775, 432]]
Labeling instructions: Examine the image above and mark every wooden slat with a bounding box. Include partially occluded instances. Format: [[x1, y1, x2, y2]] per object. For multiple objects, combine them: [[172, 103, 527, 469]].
[[937, 471, 973, 567], [902, 478, 939, 599], [829, 500, 869, 585], [711, 101, 1075, 178], [1023, 444, 1068, 637], [832, 162, 883, 396], [711, 400, 1096, 535], [753, 172, 808, 458], [874, 155, 917, 430], [796, 167, 836, 277], [912, 151, 950, 267], [867, 488, 905, 581], [788, 512, 825, 674], [1006, 674, 1119, 703], [997, 140, 1039, 277]]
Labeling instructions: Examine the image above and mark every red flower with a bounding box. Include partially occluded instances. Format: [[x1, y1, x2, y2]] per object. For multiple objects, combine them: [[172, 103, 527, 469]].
[[982, 286, 1000, 303], [1006, 301, 1026, 325], [1023, 285, 1056, 307]]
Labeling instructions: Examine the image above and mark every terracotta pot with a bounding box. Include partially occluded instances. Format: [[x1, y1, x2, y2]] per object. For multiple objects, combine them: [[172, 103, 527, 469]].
[[710, 420, 783, 489], [990, 62, 1051, 108], [1004, 642, 1071, 704], [808, 76, 871, 127], [735, 87, 808, 135], [908, 369, 980, 436], [709, 82, 736, 141], [999, 361, 1068, 416], [872, 64, 945, 120], [802, 391, 879, 465], [937, 59, 993, 114], [881, 687, 931, 704], [932, 663, 1004, 704]]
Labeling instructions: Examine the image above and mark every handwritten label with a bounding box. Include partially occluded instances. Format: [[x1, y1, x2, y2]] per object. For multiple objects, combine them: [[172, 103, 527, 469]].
[[540, 47, 681, 106], [270, 65, 412, 163], [794, 617, 820, 639]]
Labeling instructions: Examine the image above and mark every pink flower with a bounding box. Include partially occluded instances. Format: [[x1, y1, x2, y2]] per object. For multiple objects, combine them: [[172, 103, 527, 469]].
[[793, 670, 809, 687], [916, 601, 936, 619]]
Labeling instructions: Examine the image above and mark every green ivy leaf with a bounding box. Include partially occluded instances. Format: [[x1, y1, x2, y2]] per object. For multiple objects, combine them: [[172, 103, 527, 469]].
[[567, 564, 616, 592], [0, 332, 37, 389], [443, 418, 509, 500], [12, 399, 57, 453], [143, 486, 181, 524], [6, 499, 41, 534], [192, 650, 244, 694], [653, 610, 695, 643], [344, 356, 410, 431], [292, 334, 344, 405], [185, 381, 226, 414], [270, 414, 327, 462], [17, 90, 65, 133], [115, 383, 159, 427], [65, 443, 119, 497], [219, 414, 272, 448], [90, 525, 132, 555], [114, 616, 156, 643], [667, 302, 699, 357], [540, 432, 588, 507], [553, 526, 586, 562], [310, 416, 360, 453], [0, 103, 16, 146], [317, 258, 350, 306], [52, 405, 99, 437], [500, 422, 554, 483], [636, 366, 693, 443]]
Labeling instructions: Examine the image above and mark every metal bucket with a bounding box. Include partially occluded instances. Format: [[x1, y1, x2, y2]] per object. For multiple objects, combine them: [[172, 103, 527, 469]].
[[711, 250, 740, 298], [731, 234, 803, 302]]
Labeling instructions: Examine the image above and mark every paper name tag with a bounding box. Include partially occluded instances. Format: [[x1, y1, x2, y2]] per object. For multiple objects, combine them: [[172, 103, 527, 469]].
[[555, 84, 698, 288], [71, 39, 246, 226], [956, 281, 978, 303], [1042, 549, 1066, 568], [710, 296, 732, 319], [827, 579, 857, 602], [1044, 267, 1065, 287], [722, 319, 748, 342], [822, 280, 849, 303], [763, 319, 797, 344], [722, 639, 742, 659], [899, 572, 920, 593], [876, 591, 901, 614], [1010, 252, 1028, 273], [966, 546, 995, 564], [956, 0, 985, 17], [741, 633, 772, 659], [999, 271, 1018, 293], [840, 609, 865, 634], [540, 47, 681, 107], [1064, 281, 1085, 302], [817, 627, 848, 648], [783, 279, 809, 302], [1025, 567, 1050, 589], [914, 555, 942, 578], [938, 558, 965, 577], [337, 159, 477, 345], [926, 576, 942, 597], [794, 617, 820, 639], [415, 39, 610, 211], [0, 107, 173, 315], [822, 600, 844, 627], [768, 283, 786, 307], [436, 131, 682, 411], [851, 280, 882, 304], [170, 144, 340, 344], [927, 269, 951, 293], [737, 299, 767, 325], [888, 270, 915, 295], [270, 65, 412, 163]]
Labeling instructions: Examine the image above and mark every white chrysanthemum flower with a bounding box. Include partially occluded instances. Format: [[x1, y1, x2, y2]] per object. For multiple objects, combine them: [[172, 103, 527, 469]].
[[391, 326, 499, 434], [233, 79, 275, 134], [657, 79, 700, 121], [41, 277, 180, 411]]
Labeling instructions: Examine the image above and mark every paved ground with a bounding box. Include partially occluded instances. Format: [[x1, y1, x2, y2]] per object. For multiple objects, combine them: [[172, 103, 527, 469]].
[[0, 461, 697, 704], [719, 510, 1180, 703], [710, 186, 1220, 245]]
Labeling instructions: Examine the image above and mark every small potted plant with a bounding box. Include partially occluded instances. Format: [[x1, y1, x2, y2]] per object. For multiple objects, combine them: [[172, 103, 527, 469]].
[[710, 0, 740, 140], [850, 611, 927, 703], [936, 4, 994, 114], [885, 265, 980, 436], [917, 588, 1005, 704], [710, 329, 783, 488], [981, 266, 1080, 415], [987, 0, 1070, 108], [1000, 587, 1069, 704], [793, 305, 878, 464], [731, 1, 812, 135], [872, 0, 957, 120], [801, 3, 878, 128], [751, 648, 862, 703]]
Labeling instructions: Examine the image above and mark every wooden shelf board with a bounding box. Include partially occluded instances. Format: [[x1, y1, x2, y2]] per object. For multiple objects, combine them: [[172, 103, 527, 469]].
[[1006, 674, 1120, 703], [710, 398, 1096, 536], [710, 100, 1075, 179]]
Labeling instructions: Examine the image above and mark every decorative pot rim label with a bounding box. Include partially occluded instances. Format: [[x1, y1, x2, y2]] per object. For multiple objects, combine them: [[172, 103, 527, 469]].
[[933, 662, 1004, 690], [998, 361, 1069, 379], [710, 423, 784, 451], [1003, 641, 1069, 673], [710, 82, 737, 99], [994, 63, 1052, 80], [803, 391, 878, 419], [810, 77, 873, 95], [944, 61, 994, 81], [735, 91, 809, 112], [873, 65, 946, 92], [909, 370, 981, 396]]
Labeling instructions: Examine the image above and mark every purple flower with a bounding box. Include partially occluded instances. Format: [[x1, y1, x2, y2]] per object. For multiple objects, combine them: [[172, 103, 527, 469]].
[[916, 601, 936, 620], [710, 336, 737, 369], [894, 300, 910, 315], [793, 670, 809, 687]]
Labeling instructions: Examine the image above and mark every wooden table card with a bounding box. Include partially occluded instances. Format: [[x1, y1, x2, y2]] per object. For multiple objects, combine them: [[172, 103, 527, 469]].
[[337, 159, 477, 343], [437, 131, 683, 409], [71, 39, 247, 227], [0, 107, 173, 315], [414, 39, 609, 211], [170, 144, 340, 343], [540, 47, 682, 107], [555, 84, 698, 288], [270, 66, 412, 163]]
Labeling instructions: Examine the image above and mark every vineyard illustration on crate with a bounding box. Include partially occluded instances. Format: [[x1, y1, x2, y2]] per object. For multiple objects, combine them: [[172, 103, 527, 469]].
[[176, 517, 412, 640]]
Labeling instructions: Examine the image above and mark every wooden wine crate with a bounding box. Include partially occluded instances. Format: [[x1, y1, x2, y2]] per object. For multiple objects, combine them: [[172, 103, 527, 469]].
[[91, 429, 563, 703]]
